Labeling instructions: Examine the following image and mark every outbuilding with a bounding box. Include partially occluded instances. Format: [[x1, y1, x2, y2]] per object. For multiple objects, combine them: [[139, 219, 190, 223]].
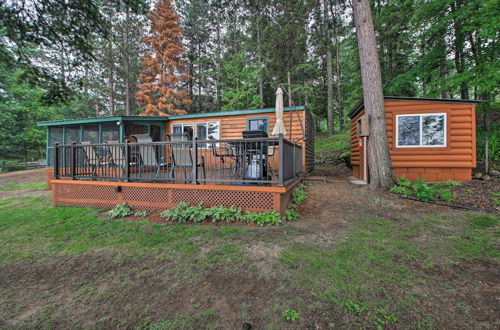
[[348, 96, 480, 182]]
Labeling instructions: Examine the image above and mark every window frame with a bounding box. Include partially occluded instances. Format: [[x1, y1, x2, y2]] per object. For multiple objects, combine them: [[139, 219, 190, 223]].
[[246, 116, 269, 133], [395, 113, 447, 148]]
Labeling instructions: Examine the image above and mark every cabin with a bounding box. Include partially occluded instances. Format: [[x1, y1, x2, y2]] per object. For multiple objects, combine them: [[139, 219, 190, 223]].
[[348, 96, 480, 183], [37, 106, 314, 214]]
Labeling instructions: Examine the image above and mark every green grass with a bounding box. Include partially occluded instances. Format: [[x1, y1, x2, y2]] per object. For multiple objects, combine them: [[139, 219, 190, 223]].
[[278, 212, 499, 326], [314, 131, 350, 153], [0, 197, 498, 328], [0, 182, 47, 191]]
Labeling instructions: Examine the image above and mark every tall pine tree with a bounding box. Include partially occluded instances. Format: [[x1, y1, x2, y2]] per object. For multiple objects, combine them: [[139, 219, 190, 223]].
[[136, 0, 191, 116]]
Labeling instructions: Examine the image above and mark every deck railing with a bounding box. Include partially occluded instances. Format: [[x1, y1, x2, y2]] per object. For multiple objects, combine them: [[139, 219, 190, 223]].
[[53, 135, 302, 186]]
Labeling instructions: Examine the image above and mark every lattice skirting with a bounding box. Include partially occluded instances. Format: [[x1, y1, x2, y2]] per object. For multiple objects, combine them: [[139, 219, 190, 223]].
[[51, 180, 298, 213]]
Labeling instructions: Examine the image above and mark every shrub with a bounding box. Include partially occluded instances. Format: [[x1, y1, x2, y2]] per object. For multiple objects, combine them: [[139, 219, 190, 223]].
[[207, 206, 241, 223], [134, 210, 149, 218], [390, 177, 459, 202], [107, 202, 133, 218]]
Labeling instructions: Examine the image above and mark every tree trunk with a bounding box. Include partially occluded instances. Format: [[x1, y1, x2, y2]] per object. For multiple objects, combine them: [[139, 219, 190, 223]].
[[124, 8, 131, 115], [107, 12, 115, 116], [257, 26, 264, 108], [332, 2, 343, 131], [352, 0, 394, 189], [324, 0, 334, 136], [450, 1, 468, 99]]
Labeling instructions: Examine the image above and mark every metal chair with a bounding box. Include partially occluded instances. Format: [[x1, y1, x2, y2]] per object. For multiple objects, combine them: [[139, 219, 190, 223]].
[[167, 133, 206, 182], [80, 141, 111, 176], [130, 134, 169, 179]]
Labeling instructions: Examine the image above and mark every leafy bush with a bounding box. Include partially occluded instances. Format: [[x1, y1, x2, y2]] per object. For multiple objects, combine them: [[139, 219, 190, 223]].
[[390, 177, 459, 202], [107, 202, 133, 218], [282, 309, 300, 322], [283, 210, 300, 221], [134, 210, 149, 218], [208, 206, 241, 223], [160, 202, 209, 223]]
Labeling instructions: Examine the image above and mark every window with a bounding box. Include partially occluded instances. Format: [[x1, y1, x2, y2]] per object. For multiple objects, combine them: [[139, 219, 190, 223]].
[[196, 122, 219, 147], [247, 117, 268, 132], [172, 123, 193, 139], [102, 122, 120, 142], [396, 113, 446, 147]]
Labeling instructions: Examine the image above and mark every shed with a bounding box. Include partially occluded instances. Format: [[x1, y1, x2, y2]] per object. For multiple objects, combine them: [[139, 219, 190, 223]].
[[348, 96, 480, 182]]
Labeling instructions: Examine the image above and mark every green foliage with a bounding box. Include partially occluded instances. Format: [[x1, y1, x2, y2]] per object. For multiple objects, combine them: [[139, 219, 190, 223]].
[[315, 132, 350, 153], [283, 211, 300, 221], [282, 309, 300, 322], [208, 206, 241, 224], [343, 301, 367, 315], [220, 52, 261, 111], [468, 214, 498, 230], [107, 202, 133, 219], [0, 182, 46, 192], [390, 177, 459, 202], [477, 122, 500, 162], [493, 192, 500, 206], [160, 203, 282, 226], [134, 211, 149, 218]]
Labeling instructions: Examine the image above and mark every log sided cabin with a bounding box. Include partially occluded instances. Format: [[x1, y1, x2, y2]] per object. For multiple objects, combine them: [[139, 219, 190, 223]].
[[38, 106, 314, 214], [348, 96, 480, 183]]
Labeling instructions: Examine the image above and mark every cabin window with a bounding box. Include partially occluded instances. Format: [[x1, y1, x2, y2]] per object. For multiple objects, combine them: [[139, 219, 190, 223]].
[[172, 123, 193, 139], [247, 117, 268, 132], [102, 122, 120, 142], [396, 113, 446, 147]]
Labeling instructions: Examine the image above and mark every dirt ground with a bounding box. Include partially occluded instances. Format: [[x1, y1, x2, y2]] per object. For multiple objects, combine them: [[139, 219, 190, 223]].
[[0, 167, 498, 329], [0, 168, 50, 200]]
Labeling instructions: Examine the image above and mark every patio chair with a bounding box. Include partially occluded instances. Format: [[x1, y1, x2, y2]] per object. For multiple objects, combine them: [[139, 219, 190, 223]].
[[167, 133, 206, 182], [130, 134, 169, 179], [80, 141, 111, 176], [106, 141, 139, 176], [209, 137, 235, 171]]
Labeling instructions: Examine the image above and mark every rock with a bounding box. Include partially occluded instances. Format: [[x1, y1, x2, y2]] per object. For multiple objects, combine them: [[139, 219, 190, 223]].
[[489, 169, 500, 177], [473, 172, 483, 179], [481, 174, 491, 181], [242, 323, 252, 330]]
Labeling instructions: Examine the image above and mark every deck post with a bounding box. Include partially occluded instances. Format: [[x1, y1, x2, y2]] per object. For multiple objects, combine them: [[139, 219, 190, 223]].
[[278, 134, 284, 186], [192, 137, 198, 184], [124, 141, 130, 181], [54, 143, 59, 179], [70, 142, 76, 180]]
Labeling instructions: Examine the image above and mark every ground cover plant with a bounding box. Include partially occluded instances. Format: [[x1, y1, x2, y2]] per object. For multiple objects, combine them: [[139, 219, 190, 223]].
[[390, 177, 460, 202]]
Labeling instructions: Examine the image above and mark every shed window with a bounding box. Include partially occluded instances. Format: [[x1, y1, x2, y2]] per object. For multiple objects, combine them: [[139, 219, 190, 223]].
[[396, 113, 446, 147], [247, 117, 268, 132]]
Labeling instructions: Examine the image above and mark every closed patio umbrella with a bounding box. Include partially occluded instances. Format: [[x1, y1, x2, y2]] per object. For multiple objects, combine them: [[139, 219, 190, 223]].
[[272, 87, 286, 136]]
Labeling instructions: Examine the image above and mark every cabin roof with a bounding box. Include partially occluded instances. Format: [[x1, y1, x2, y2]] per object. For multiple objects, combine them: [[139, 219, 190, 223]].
[[37, 106, 306, 127], [347, 96, 482, 119]]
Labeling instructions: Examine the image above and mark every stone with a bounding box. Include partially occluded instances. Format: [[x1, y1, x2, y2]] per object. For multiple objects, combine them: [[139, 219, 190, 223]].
[[481, 174, 491, 181], [489, 169, 500, 177]]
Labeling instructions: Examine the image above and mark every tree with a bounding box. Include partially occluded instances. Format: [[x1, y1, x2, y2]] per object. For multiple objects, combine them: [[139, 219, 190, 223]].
[[136, 0, 191, 116], [220, 52, 261, 110], [352, 0, 393, 188]]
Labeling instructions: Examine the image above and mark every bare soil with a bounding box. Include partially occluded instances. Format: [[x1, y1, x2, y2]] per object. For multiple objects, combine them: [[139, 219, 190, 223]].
[[0, 168, 47, 185]]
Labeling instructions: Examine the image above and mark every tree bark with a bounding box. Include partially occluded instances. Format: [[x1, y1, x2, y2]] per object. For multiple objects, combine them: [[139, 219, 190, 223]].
[[352, 0, 394, 188], [124, 8, 131, 115], [257, 26, 264, 108], [324, 0, 334, 136], [107, 12, 115, 116], [332, 1, 343, 131]]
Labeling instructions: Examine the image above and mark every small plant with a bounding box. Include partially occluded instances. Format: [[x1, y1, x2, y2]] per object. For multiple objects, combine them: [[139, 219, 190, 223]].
[[107, 202, 133, 218], [208, 206, 241, 223], [343, 300, 366, 315], [282, 309, 300, 322], [493, 192, 500, 206], [390, 177, 459, 202], [465, 188, 474, 194], [134, 210, 149, 218], [283, 210, 300, 221], [373, 308, 398, 328], [240, 211, 282, 226]]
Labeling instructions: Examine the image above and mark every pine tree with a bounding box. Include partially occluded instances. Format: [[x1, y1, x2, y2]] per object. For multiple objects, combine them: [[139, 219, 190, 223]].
[[136, 0, 191, 116]]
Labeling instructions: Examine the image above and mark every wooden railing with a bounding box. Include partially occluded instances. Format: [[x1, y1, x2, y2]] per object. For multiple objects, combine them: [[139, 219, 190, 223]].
[[53, 135, 302, 186]]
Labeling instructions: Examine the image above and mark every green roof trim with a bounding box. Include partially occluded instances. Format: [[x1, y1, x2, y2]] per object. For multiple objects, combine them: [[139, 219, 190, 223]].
[[347, 96, 482, 119], [37, 106, 306, 127], [37, 116, 169, 127]]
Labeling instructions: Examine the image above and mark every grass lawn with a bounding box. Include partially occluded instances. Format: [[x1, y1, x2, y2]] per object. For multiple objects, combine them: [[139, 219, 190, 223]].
[[0, 196, 498, 329], [0, 182, 47, 192]]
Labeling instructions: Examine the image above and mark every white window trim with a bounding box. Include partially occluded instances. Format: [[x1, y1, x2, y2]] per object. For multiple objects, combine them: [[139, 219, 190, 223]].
[[195, 121, 220, 141], [396, 113, 447, 148]]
